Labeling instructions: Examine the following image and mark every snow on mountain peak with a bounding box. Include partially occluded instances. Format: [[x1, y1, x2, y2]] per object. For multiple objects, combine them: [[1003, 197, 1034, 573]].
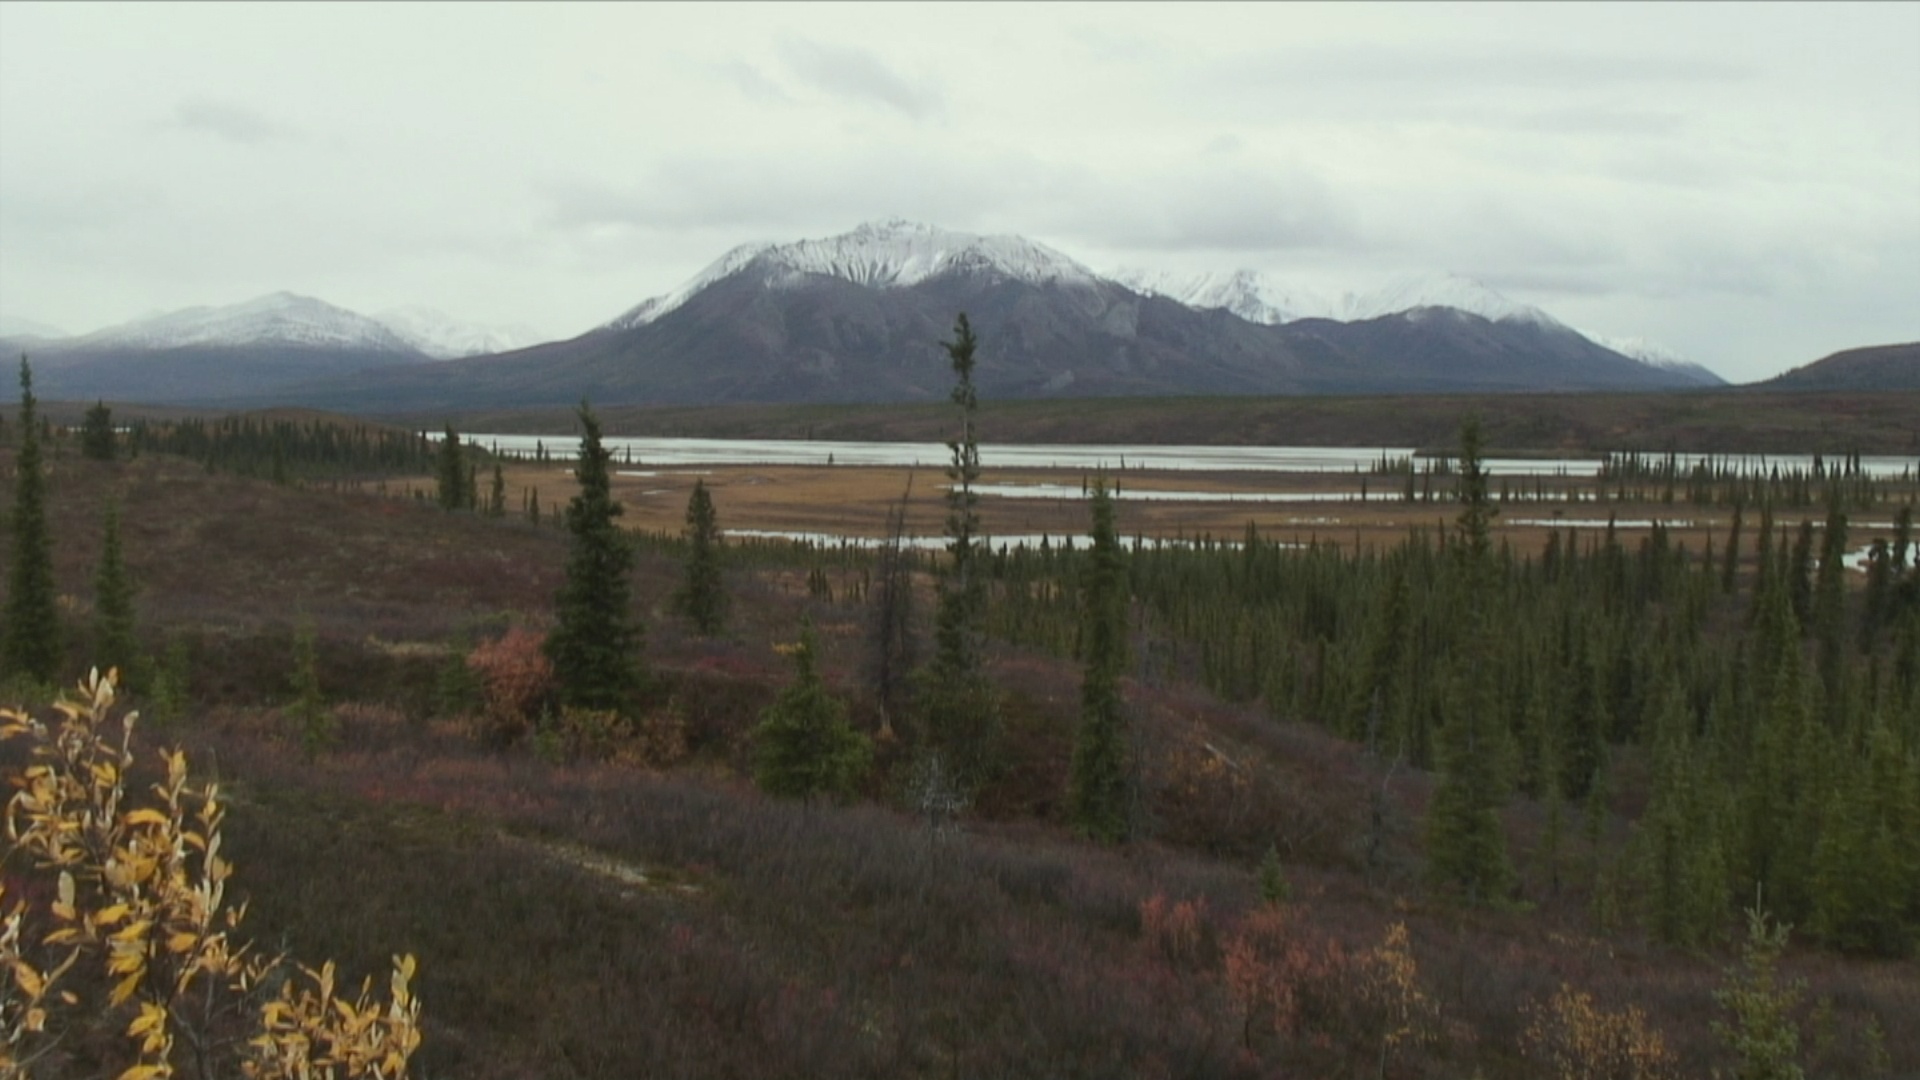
[[374, 306, 546, 359], [606, 219, 1100, 331], [1112, 267, 1327, 325], [75, 292, 423, 354], [1337, 272, 1562, 328], [1584, 331, 1725, 386]]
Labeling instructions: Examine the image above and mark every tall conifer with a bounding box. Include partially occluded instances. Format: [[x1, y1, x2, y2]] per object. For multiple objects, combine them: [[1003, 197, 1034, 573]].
[[919, 313, 1000, 785], [1067, 479, 1132, 843], [673, 478, 727, 636], [93, 502, 139, 689], [1424, 418, 1515, 905], [2, 357, 61, 684], [546, 404, 644, 712]]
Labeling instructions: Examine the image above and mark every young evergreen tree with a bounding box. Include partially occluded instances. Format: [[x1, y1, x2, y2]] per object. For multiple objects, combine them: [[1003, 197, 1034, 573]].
[[80, 399, 114, 461], [1067, 479, 1132, 843], [918, 313, 1001, 785], [92, 502, 140, 690], [545, 403, 645, 712], [673, 478, 728, 636], [488, 462, 507, 517], [290, 618, 332, 759], [2, 357, 61, 684], [866, 479, 918, 738], [754, 619, 872, 803], [1713, 903, 1806, 1080], [435, 423, 466, 510]]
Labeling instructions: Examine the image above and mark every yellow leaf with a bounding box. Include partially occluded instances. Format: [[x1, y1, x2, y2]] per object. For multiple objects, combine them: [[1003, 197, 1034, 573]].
[[109, 970, 143, 1006], [167, 931, 199, 954], [94, 903, 131, 926], [11, 961, 44, 998], [127, 1003, 166, 1037], [117, 1066, 163, 1080], [123, 808, 170, 828]]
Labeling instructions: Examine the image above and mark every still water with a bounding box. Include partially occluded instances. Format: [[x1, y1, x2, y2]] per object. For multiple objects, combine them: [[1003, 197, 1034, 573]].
[[471, 434, 1917, 481]]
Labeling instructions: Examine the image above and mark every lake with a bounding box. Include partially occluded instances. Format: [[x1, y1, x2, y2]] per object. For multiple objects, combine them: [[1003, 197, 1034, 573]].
[[469, 435, 1918, 480]]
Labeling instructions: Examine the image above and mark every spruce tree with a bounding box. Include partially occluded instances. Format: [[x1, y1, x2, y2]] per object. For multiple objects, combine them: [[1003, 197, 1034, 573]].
[[1723, 501, 1745, 595], [80, 399, 114, 461], [919, 313, 1000, 785], [435, 424, 466, 511], [488, 463, 506, 517], [753, 619, 871, 803], [1424, 417, 1515, 905], [1067, 479, 1132, 843], [1713, 904, 1806, 1080], [545, 404, 645, 712], [2, 357, 61, 685], [866, 479, 918, 737], [93, 502, 140, 690], [673, 478, 727, 636]]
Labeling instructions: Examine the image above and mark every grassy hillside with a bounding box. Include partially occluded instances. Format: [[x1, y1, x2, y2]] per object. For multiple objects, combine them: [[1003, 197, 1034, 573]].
[[2, 435, 1915, 1079]]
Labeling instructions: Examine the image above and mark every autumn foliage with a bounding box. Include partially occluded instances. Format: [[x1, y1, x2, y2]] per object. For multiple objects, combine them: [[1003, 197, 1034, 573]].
[[464, 626, 554, 748], [1, 670, 421, 1078]]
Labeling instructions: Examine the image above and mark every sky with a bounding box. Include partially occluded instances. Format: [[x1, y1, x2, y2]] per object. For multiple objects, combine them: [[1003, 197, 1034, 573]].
[[1, 2, 1915, 383]]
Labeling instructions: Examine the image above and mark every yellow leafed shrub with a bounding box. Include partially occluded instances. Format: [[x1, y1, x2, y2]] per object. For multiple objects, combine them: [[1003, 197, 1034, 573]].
[[0, 669, 422, 1079]]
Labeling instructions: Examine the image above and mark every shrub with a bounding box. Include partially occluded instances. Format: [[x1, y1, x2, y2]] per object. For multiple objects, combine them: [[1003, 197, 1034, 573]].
[[1138, 892, 1211, 971], [0, 669, 422, 1078], [465, 626, 554, 749], [1524, 982, 1680, 1080]]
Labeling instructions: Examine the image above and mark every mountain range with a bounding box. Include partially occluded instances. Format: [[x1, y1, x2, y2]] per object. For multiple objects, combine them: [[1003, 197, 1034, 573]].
[[2, 219, 1753, 409]]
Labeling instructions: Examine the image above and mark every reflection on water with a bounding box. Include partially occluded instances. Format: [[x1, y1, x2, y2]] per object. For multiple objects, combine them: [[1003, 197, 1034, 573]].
[[970, 482, 1362, 503], [474, 434, 1919, 480], [723, 530, 1297, 552]]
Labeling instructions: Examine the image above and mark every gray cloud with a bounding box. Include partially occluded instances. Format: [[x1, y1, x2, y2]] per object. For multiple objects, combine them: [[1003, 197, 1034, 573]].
[[774, 37, 943, 121], [1215, 45, 1749, 94], [719, 60, 792, 104], [169, 97, 297, 144], [1062, 166, 1360, 254]]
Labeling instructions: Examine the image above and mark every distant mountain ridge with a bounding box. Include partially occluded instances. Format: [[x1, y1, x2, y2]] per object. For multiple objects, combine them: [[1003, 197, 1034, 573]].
[[255, 220, 1723, 412], [68, 292, 419, 354], [1762, 342, 1920, 391], [5, 220, 1746, 407]]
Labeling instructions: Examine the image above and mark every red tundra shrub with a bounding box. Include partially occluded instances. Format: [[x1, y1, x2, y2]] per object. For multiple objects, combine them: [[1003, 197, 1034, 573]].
[[466, 626, 554, 748]]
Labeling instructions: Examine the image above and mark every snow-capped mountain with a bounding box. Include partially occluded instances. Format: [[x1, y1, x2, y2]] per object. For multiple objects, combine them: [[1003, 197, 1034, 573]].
[[0, 316, 69, 341], [72, 292, 422, 355], [1333, 272, 1562, 328], [1111, 268, 1326, 326], [374, 306, 545, 360], [607, 218, 1101, 331], [1583, 333, 1724, 385], [1112, 267, 1564, 330]]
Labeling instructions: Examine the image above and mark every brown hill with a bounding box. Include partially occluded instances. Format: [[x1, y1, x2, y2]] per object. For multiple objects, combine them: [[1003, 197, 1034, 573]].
[[1762, 342, 1920, 391]]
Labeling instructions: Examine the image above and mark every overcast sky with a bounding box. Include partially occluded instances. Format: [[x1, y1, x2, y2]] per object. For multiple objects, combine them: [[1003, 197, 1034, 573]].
[[2, 2, 1915, 382]]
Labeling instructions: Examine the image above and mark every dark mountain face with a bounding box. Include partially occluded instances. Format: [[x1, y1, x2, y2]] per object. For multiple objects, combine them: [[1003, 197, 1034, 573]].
[[1762, 343, 1920, 391], [260, 268, 1710, 414], [19, 344, 432, 406], [1285, 309, 1711, 393]]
